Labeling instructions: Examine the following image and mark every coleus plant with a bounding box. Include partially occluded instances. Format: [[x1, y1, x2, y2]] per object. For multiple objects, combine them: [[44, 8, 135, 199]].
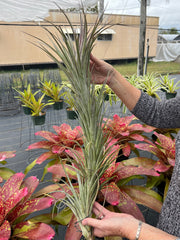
[[0, 172, 55, 240]]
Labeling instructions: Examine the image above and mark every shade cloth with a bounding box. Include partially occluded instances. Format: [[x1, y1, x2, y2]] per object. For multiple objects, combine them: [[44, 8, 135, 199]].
[[153, 43, 180, 62], [0, 0, 98, 22]]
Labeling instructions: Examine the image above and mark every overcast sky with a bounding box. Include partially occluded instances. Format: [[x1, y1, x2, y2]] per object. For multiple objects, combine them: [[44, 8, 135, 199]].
[[105, 0, 180, 30], [0, 0, 179, 30]]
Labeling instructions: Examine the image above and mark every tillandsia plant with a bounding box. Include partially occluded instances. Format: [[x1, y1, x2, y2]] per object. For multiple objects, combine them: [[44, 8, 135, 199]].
[[0, 172, 55, 240], [29, 6, 117, 240]]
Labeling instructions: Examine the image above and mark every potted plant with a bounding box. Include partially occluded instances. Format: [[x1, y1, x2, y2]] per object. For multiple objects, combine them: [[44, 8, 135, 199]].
[[63, 84, 78, 119], [95, 85, 117, 104], [40, 80, 65, 110], [138, 73, 161, 99], [14, 84, 39, 115], [159, 74, 180, 99], [23, 93, 54, 125]]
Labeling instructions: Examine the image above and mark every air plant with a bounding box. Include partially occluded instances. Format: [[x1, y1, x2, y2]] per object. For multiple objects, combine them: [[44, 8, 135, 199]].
[[29, 7, 115, 239]]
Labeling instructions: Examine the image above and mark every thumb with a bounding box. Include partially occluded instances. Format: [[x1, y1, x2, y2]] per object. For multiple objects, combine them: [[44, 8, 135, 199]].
[[82, 218, 101, 228]]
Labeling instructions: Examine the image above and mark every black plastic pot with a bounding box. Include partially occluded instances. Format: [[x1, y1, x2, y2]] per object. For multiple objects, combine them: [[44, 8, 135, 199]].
[[31, 112, 46, 125], [44, 95, 52, 102], [23, 106, 32, 115], [104, 93, 109, 101], [53, 100, 63, 110], [66, 108, 78, 120], [165, 91, 177, 99]]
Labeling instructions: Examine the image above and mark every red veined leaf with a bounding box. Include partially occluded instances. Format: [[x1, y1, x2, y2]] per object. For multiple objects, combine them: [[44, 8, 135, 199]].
[[27, 141, 54, 150], [1, 172, 25, 201], [0, 196, 5, 225], [121, 185, 163, 213], [18, 197, 53, 217], [65, 214, 82, 240], [0, 151, 16, 161], [0, 220, 11, 240], [51, 145, 65, 154], [13, 222, 55, 240], [21, 176, 39, 202], [35, 131, 59, 143], [36, 152, 56, 164], [4, 187, 28, 217], [101, 182, 121, 206], [48, 164, 77, 181], [109, 186, 145, 221]]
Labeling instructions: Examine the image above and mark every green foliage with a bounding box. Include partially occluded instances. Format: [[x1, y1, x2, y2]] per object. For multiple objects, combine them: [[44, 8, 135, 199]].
[[14, 84, 39, 107], [159, 74, 180, 93], [40, 80, 65, 102]]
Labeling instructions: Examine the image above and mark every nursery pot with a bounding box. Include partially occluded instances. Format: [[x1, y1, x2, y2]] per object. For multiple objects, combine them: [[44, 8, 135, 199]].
[[165, 91, 177, 99], [104, 93, 109, 101], [53, 100, 63, 110], [23, 106, 32, 115], [44, 95, 52, 102], [66, 108, 78, 120], [31, 112, 46, 125]]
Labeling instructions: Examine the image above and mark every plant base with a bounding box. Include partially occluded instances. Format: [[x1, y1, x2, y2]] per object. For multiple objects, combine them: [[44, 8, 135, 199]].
[[31, 112, 46, 125]]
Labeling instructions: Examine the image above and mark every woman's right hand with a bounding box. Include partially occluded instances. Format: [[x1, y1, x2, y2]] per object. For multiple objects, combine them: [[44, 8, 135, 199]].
[[90, 54, 116, 85]]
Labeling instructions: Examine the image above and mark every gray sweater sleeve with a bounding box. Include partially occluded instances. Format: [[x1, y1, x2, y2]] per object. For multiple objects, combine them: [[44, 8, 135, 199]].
[[131, 91, 180, 128]]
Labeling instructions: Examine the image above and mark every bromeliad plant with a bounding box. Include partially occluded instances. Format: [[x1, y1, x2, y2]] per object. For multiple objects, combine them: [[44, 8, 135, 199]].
[[40, 80, 65, 103], [103, 114, 155, 157], [0, 172, 55, 240], [135, 131, 176, 199], [26, 7, 164, 239], [29, 8, 115, 239]]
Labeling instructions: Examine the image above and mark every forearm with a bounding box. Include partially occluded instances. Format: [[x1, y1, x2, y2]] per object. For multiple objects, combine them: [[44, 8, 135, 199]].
[[108, 69, 141, 111], [128, 220, 178, 240]]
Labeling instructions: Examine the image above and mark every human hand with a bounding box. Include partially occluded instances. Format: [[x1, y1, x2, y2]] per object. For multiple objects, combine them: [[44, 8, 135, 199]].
[[82, 202, 138, 239], [90, 54, 116, 85]]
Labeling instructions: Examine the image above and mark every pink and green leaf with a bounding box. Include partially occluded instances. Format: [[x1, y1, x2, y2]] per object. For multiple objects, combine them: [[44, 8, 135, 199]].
[[121, 185, 163, 213], [65, 214, 82, 240], [13, 222, 55, 240], [0, 220, 11, 240], [4, 187, 28, 217], [35, 130, 60, 143], [36, 152, 56, 164], [27, 141, 54, 150], [1, 172, 25, 201]]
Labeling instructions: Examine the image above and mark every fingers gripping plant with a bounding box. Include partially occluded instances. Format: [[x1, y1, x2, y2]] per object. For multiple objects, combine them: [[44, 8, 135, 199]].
[[30, 8, 114, 239]]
